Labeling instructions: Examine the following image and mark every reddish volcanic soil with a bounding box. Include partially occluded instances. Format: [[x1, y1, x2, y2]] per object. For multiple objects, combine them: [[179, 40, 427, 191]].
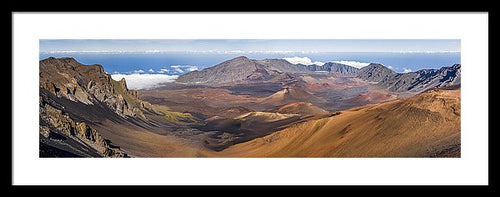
[[139, 87, 265, 118], [271, 102, 329, 115], [349, 91, 397, 104], [214, 88, 460, 157], [300, 75, 370, 91]]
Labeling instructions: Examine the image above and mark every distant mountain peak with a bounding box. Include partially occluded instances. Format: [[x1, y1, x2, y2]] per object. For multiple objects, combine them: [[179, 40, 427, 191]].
[[231, 56, 251, 61], [356, 63, 396, 82], [176, 55, 265, 85], [177, 57, 363, 85], [219, 56, 254, 66], [366, 63, 388, 68], [361, 63, 394, 71]]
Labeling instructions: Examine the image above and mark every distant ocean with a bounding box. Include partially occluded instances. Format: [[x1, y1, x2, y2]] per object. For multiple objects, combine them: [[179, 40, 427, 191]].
[[39, 52, 461, 89]]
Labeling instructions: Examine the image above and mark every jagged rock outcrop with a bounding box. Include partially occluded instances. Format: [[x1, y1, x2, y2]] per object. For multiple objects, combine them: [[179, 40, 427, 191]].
[[40, 96, 127, 157], [39, 57, 158, 119], [38, 57, 170, 157]]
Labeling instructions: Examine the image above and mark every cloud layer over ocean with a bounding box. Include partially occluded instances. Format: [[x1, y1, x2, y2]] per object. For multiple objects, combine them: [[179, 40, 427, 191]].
[[111, 74, 178, 90], [283, 57, 324, 66], [331, 61, 370, 69]]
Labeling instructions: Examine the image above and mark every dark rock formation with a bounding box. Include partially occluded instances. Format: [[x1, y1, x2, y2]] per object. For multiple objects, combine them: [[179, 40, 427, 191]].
[[40, 95, 127, 157]]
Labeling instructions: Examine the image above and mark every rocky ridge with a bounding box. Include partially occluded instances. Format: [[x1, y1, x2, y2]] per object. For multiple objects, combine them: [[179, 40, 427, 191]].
[[357, 63, 461, 93], [39, 57, 158, 119], [311, 62, 360, 75], [39, 57, 167, 157], [379, 64, 461, 92]]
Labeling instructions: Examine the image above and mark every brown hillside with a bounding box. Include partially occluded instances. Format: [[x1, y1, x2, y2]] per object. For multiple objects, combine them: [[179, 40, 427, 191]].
[[271, 102, 329, 115], [261, 86, 326, 106], [218, 88, 460, 157]]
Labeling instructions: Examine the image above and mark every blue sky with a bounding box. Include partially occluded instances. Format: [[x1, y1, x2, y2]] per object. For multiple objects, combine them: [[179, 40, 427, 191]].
[[40, 39, 460, 53]]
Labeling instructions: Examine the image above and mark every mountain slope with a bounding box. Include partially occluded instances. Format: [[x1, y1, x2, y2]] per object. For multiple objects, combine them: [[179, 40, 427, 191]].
[[39, 57, 158, 119], [39, 57, 206, 157], [176, 57, 360, 85], [269, 102, 329, 115], [260, 86, 326, 106], [321, 62, 359, 75], [379, 64, 461, 92], [39, 57, 151, 157], [176, 55, 460, 94], [176, 56, 281, 85], [356, 63, 461, 93], [256, 59, 311, 73], [356, 63, 397, 82], [197, 111, 302, 151], [219, 87, 460, 157]]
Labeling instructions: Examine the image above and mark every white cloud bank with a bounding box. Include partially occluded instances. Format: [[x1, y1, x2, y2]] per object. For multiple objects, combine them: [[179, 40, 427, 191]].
[[158, 68, 170, 73], [283, 57, 324, 66], [332, 61, 371, 69], [111, 74, 178, 90], [173, 68, 184, 73], [132, 69, 145, 74], [171, 65, 198, 72], [187, 67, 198, 72]]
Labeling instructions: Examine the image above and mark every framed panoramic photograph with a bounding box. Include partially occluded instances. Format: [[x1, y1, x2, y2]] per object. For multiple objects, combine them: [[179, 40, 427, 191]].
[[37, 39, 462, 158], [12, 12, 489, 185]]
